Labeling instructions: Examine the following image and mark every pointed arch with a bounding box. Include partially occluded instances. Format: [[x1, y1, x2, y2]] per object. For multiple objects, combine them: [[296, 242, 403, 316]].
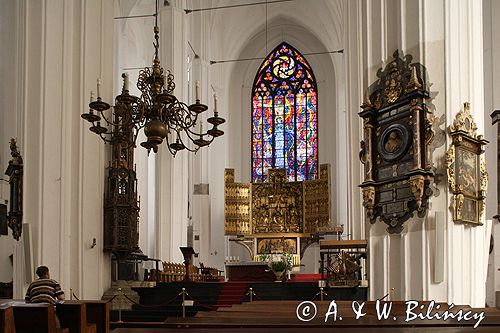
[[251, 42, 318, 182]]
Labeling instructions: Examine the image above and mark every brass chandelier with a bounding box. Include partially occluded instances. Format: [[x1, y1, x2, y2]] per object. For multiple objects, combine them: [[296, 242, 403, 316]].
[[81, 9, 224, 154]]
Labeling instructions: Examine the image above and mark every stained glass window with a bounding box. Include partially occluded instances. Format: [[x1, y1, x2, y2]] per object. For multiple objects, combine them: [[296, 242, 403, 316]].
[[252, 42, 318, 182]]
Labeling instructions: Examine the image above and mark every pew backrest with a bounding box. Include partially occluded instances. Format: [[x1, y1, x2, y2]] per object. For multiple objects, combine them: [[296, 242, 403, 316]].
[[82, 301, 109, 333], [57, 302, 87, 333], [12, 302, 58, 333], [0, 303, 15, 333]]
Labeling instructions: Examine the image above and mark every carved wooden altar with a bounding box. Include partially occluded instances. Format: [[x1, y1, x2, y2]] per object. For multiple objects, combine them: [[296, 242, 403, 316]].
[[359, 50, 435, 233], [224, 164, 333, 258]]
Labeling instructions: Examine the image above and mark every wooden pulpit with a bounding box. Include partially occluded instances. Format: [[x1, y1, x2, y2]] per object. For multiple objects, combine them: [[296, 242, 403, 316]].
[[180, 247, 196, 281]]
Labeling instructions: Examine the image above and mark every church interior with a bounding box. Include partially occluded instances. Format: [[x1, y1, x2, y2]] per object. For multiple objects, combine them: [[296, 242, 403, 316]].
[[2, 0, 500, 331]]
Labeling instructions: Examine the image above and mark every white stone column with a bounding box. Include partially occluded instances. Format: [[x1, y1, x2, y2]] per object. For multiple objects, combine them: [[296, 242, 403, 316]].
[[185, 1, 226, 269], [482, 0, 500, 308], [0, 0, 23, 292], [444, 0, 489, 308], [344, 0, 365, 241], [155, 1, 189, 263], [5, 0, 114, 299], [361, 0, 490, 307]]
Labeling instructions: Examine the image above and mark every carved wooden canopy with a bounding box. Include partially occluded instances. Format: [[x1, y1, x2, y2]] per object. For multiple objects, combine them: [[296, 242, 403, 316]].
[[359, 50, 435, 233]]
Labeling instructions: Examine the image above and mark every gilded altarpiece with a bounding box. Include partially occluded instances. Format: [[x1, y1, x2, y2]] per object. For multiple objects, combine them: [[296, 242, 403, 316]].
[[224, 170, 251, 235], [224, 164, 332, 258], [359, 50, 435, 233], [304, 165, 331, 233]]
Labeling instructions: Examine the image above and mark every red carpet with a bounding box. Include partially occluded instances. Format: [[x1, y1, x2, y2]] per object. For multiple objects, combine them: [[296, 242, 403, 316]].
[[214, 282, 247, 308], [288, 273, 321, 282]]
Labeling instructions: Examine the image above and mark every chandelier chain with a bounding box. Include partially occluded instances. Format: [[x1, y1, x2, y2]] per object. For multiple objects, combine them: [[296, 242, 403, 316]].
[[81, 0, 225, 154]]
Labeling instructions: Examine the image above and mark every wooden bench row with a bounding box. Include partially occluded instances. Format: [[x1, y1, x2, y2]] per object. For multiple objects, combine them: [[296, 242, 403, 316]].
[[0, 300, 108, 333], [163, 300, 500, 330], [0, 303, 14, 333], [160, 263, 205, 282], [210, 300, 473, 316]]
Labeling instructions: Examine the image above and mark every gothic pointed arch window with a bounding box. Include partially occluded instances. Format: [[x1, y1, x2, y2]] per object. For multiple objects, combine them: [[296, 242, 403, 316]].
[[252, 42, 318, 182]]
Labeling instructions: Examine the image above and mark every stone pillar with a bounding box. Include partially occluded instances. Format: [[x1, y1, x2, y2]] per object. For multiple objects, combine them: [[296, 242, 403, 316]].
[[361, 0, 490, 307], [4, 0, 114, 299], [444, 0, 488, 308], [0, 0, 19, 292], [484, 0, 500, 308], [155, 1, 189, 263], [189, 2, 221, 269], [490, 111, 500, 307]]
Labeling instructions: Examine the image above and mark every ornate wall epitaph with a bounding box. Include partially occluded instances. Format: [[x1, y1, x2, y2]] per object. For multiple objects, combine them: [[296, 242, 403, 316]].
[[447, 102, 488, 225], [5, 138, 23, 240], [359, 50, 435, 233]]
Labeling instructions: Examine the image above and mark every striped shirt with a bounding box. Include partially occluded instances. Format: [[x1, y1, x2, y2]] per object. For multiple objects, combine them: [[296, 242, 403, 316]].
[[25, 278, 64, 304]]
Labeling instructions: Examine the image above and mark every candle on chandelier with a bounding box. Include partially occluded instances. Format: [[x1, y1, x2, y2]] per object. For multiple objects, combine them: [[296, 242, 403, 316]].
[[90, 91, 95, 103], [214, 94, 218, 113], [195, 80, 200, 101], [124, 73, 129, 91], [97, 78, 101, 98]]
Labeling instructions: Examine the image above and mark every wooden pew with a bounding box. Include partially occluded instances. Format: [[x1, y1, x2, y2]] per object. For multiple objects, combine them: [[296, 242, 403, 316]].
[[12, 302, 69, 333], [56, 302, 96, 333], [81, 301, 109, 333], [0, 303, 15, 333]]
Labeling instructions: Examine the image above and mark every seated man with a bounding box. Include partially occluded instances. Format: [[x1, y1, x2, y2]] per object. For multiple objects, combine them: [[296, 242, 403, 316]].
[[25, 266, 65, 304]]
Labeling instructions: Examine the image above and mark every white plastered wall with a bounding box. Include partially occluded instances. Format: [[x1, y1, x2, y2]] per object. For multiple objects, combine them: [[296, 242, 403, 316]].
[[187, 0, 360, 272], [0, 0, 115, 299], [0, 0, 20, 284], [1, 0, 494, 304], [114, 0, 374, 278], [483, 0, 500, 308]]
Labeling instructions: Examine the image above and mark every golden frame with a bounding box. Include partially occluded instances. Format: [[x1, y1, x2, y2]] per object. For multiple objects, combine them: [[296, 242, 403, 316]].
[[447, 102, 488, 225]]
